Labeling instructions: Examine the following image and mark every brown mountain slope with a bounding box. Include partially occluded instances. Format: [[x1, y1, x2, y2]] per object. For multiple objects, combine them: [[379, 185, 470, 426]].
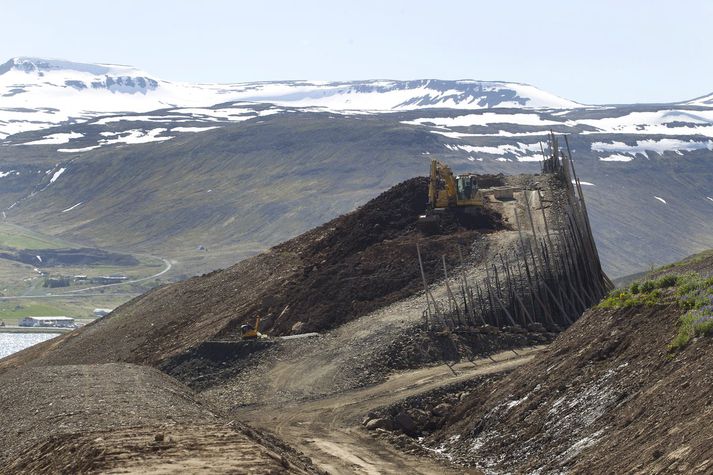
[[0, 176, 504, 370], [427, 254, 713, 474]]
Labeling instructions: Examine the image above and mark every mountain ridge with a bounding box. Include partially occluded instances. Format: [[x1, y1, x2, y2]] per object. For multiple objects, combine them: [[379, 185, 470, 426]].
[[0, 56, 583, 138]]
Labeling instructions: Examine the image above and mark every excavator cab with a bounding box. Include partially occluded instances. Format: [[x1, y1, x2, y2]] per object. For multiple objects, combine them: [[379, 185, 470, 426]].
[[456, 174, 479, 201]]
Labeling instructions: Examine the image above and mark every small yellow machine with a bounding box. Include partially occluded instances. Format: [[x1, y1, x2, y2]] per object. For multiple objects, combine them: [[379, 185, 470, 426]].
[[427, 159, 484, 209], [419, 159, 485, 233], [240, 316, 262, 340]]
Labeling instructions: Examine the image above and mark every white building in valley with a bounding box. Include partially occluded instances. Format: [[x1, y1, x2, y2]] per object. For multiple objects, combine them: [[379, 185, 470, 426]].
[[19, 316, 76, 328]]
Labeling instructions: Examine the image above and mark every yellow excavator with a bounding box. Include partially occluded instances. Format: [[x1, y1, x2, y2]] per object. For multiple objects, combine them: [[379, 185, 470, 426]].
[[427, 159, 485, 209], [241, 316, 263, 340], [419, 159, 485, 233]]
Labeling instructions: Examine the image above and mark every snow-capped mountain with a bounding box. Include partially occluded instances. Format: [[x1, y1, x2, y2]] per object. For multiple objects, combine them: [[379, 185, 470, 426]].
[[685, 91, 713, 107], [0, 56, 582, 138], [1, 58, 712, 281]]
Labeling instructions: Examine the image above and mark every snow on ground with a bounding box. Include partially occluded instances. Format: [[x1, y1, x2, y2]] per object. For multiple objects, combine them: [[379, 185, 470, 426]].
[[57, 145, 101, 153], [61, 202, 82, 213], [100, 128, 173, 145], [93, 115, 195, 125], [575, 110, 713, 136], [404, 112, 560, 128], [21, 132, 83, 145], [444, 142, 543, 162], [654, 196, 667, 204], [591, 139, 713, 157], [429, 129, 553, 139], [0, 170, 19, 178], [599, 154, 634, 162], [707, 197, 713, 202], [49, 168, 66, 183], [172, 126, 221, 133]]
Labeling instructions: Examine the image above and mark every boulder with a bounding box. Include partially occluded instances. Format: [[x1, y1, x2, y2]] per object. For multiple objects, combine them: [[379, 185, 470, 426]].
[[395, 411, 418, 436], [432, 403, 453, 417], [365, 418, 394, 431]]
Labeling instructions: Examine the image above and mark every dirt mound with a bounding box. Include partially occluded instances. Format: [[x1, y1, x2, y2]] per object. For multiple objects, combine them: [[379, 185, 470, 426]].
[[0, 363, 319, 474], [423, 254, 713, 474], [235, 176, 502, 335], [2, 176, 504, 368]]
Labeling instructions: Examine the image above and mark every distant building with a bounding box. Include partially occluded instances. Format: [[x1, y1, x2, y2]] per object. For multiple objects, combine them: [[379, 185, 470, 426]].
[[93, 308, 114, 318], [90, 275, 128, 285], [19, 316, 75, 328]]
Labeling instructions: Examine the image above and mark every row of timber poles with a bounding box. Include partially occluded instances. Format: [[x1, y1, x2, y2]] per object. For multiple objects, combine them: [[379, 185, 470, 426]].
[[418, 133, 614, 333]]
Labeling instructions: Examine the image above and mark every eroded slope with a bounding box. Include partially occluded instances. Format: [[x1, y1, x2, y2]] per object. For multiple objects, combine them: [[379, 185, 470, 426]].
[[427, 253, 713, 474]]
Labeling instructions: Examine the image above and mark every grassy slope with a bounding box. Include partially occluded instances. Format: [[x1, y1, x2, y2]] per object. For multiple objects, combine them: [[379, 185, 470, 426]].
[[5, 114, 440, 258], [1, 111, 712, 278]]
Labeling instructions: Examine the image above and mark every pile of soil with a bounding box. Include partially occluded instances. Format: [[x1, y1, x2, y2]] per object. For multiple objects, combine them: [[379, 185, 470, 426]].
[[424, 255, 713, 474], [158, 326, 553, 394], [0, 363, 319, 474], [363, 374, 506, 440], [377, 325, 554, 371], [2, 176, 504, 369], [222, 176, 503, 335]]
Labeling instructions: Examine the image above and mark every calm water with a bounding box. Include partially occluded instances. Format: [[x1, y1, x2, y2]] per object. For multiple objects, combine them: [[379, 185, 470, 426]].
[[0, 333, 57, 359]]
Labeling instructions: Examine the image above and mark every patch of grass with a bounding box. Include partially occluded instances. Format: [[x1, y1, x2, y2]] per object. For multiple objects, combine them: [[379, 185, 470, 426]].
[[669, 274, 713, 351], [0, 295, 131, 325], [0, 224, 70, 250], [598, 274, 680, 309], [598, 272, 713, 351], [670, 312, 713, 351]]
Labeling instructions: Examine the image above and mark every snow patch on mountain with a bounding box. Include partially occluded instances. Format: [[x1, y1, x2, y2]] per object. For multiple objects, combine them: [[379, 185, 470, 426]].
[[57, 145, 100, 153], [403, 112, 560, 128], [171, 126, 221, 133], [444, 142, 543, 162], [100, 128, 173, 145], [592, 139, 713, 157], [49, 168, 66, 183], [61, 202, 83, 213], [21, 132, 83, 145], [576, 110, 713, 136], [0, 57, 585, 138], [599, 154, 634, 162]]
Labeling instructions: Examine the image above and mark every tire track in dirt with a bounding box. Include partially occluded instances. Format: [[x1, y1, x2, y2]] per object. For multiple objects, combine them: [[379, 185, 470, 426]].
[[234, 347, 544, 474]]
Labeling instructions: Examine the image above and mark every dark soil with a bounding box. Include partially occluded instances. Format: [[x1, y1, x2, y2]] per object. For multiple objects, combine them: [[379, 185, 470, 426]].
[[220, 177, 504, 336], [365, 374, 509, 440], [377, 325, 554, 371], [160, 326, 554, 393]]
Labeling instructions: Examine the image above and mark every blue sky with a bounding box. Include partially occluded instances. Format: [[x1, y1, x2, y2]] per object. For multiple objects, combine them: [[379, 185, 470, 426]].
[[3, 0, 711, 104]]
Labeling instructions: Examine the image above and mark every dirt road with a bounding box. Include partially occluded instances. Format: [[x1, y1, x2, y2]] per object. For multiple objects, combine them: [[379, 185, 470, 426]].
[[235, 347, 544, 474]]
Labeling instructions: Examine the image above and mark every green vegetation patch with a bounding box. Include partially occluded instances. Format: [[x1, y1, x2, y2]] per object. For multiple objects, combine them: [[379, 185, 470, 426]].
[[0, 224, 70, 250], [598, 272, 713, 351], [0, 302, 73, 325], [598, 274, 679, 309]]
